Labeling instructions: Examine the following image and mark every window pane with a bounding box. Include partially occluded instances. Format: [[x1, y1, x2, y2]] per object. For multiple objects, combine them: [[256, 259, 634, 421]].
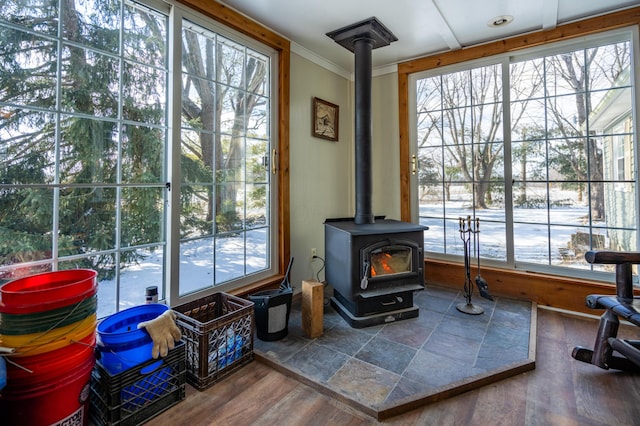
[[216, 181, 245, 233], [121, 124, 165, 183], [514, 222, 549, 265], [62, 0, 121, 53], [215, 234, 244, 283], [246, 138, 268, 184], [247, 51, 269, 96], [546, 94, 586, 138], [445, 218, 465, 256], [58, 187, 116, 253], [417, 76, 443, 111], [220, 88, 242, 134], [217, 37, 244, 88], [180, 238, 214, 295], [510, 59, 544, 101], [1, 29, 57, 108], [555, 225, 593, 267], [0, 188, 53, 268], [547, 139, 587, 182], [60, 45, 119, 117], [472, 64, 502, 104], [511, 99, 545, 141], [604, 181, 636, 231], [479, 183, 505, 221], [443, 71, 471, 105], [546, 51, 586, 96], [121, 187, 164, 247], [181, 76, 217, 130], [422, 217, 444, 253], [1, 0, 58, 34], [120, 246, 165, 310], [181, 129, 215, 184], [246, 229, 267, 274], [418, 148, 444, 192], [417, 111, 443, 148], [442, 107, 471, 145], [123, 2, 167, 67], [473, 104, 503, 144], [182, 24, 216, 78], [587, 42, 631, 92], [1, 109, 57, 184], [248, 97, 268, 138], [122, 61, 166, 125], [59, 116, 118, 184], [180, 185, 214, 239], [512, 140, 546, 181], [548, 193, 586, 224], [476, 220, 506, 260], [419, 181, 444, 207], [513, 182, 548, 223]]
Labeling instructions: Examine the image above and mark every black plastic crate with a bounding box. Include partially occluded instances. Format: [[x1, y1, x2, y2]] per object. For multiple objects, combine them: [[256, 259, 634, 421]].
[[173, 293, 254, 390], [90, 340, 186, 426]]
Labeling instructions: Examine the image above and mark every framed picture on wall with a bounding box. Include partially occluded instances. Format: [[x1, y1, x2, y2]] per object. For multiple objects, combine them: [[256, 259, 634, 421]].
[[312, 97, 339, 141]]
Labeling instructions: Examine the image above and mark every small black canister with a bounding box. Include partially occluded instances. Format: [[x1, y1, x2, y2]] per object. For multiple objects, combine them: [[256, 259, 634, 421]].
[[145, 286, 158, 304]]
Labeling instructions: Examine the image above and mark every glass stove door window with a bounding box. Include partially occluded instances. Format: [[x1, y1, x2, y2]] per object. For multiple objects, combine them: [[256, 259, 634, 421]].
[[369, 247, 412, 277]]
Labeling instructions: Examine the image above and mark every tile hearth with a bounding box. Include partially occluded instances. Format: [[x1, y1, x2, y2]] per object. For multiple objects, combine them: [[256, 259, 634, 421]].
[[254, 285, 536, 420]]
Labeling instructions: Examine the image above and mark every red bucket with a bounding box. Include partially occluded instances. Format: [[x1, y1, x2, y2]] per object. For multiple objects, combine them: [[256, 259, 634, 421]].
[[0, 349, 95, 426], [4, 331, 96, 385], [0, 269, 97, 314]]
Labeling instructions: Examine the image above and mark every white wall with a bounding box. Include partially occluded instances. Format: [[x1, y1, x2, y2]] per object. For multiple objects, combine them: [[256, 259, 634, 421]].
[[371, 71, 401, 220], [288, 52, 401, 290], [288, 53, 352, 288]]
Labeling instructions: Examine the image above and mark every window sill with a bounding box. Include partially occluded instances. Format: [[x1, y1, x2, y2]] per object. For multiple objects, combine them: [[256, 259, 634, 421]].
[[424, 258, 632, 315]]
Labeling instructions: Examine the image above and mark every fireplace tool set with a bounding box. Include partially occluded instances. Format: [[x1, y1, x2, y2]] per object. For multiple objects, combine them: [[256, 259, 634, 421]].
[[457, 216, 493, 315]]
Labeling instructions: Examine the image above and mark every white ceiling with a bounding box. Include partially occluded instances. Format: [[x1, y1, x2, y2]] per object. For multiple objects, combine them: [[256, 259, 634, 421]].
[[218, 0, 639, 73]]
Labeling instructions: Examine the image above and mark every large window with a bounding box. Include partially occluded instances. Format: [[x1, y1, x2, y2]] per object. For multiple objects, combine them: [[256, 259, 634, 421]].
[[0, 0, 278, 317], [178, 19, 273, 296], [413, 29, 638, 276]]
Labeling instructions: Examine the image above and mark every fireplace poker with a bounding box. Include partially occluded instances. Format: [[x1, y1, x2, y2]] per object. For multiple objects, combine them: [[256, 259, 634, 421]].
[[456, 216, 484, 315], [474, 218, 494, 301]]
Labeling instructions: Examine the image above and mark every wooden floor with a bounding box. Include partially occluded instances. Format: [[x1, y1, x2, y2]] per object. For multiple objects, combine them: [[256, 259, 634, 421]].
[[153, 308, 640, 425]]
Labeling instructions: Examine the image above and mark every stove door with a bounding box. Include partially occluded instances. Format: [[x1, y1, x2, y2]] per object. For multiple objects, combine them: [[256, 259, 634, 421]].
[[362, 239, 421, 284]]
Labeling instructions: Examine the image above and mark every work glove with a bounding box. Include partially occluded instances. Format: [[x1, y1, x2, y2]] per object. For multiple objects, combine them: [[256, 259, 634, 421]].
[[137, 309, 182, 359]]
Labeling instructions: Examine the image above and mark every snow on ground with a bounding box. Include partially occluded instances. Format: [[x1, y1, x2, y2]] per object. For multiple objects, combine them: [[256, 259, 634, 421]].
[[98, 200, 604, 318]]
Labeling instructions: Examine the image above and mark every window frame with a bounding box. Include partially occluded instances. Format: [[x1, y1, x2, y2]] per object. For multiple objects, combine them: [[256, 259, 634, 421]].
[[0, 0, 290, 314], [167, 4, 281, 306], [399, 12, 640, 283]]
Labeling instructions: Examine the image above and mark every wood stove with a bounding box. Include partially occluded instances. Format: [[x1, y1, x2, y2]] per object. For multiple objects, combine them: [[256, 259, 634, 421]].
[[325, 217, 427, 327], [324, 18, 427, 328]]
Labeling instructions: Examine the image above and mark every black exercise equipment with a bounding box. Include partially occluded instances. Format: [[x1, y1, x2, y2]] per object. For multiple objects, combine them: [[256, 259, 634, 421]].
[[572, 250, 640, 372]]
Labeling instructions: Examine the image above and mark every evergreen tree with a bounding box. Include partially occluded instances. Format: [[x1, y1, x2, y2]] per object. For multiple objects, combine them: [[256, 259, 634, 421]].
[[0, 0, 167, 279]]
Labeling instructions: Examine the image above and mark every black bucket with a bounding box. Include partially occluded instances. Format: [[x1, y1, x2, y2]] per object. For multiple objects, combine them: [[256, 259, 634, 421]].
[[248, 258, 294, 341]]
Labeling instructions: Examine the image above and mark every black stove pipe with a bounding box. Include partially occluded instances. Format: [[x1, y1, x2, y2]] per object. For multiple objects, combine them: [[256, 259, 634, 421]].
[[354, 36, 374, 225], [326, 18, 397, 225]]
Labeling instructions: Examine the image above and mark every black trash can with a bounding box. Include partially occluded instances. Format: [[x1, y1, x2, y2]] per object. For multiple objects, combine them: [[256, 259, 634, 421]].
[[248, 257, 294, 341], [248, 287, 293, 341]]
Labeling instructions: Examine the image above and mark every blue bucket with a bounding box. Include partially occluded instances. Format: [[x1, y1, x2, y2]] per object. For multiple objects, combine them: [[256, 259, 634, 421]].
[[96, 304, 168, 374]]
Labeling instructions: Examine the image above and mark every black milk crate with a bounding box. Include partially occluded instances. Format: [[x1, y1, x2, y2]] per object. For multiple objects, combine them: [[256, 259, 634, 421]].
[[173, 292, 255, 391], [90, 341, 186, 426]]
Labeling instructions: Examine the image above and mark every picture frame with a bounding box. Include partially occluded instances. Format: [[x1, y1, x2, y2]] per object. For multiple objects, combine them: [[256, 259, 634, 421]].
[[312, 97, 339, 141]]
